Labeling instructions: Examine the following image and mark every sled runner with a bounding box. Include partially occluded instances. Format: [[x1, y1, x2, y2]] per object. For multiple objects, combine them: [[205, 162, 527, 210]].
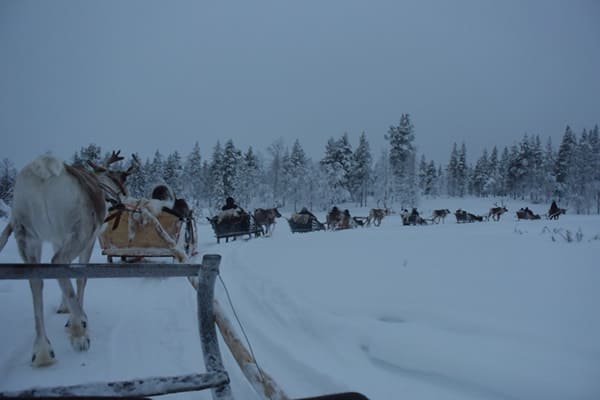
[[99, 199, 197, 263]]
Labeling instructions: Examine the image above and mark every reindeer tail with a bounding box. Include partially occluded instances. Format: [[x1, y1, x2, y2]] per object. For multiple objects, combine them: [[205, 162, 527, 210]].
[[0, 223, 13, 252]]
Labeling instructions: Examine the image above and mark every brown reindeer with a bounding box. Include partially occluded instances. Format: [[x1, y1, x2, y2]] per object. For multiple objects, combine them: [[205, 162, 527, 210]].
[[431, 209, 451, 224], [0, 151, 136, 366], [488, 205, 508, 221], [366, 208, 387, 226], [548, 201, 566, 220], [326, 206, 342, 230], [253, 207, 282, 236]]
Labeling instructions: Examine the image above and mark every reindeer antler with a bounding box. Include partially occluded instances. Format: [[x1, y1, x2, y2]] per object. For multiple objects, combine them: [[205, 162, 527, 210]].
[[87, 160, 106, 173], [105, 150, 124, 167], [124, 153, 141, 175]]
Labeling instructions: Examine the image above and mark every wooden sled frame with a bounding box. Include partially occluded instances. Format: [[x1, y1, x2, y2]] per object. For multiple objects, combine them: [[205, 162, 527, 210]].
[[287, 217, 326, 233], [208, 214, 264, 243], [99, 206, 197, 263]]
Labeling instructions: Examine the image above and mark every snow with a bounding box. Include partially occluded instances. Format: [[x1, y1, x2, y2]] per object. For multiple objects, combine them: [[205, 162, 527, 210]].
[[1, 197, 599, 400]]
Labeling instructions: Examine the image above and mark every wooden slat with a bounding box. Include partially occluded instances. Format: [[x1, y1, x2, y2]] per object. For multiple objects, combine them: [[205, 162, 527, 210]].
[[0, 263, 202, 280], [0, 371, 230, 398], [102, 247, 178, 257]]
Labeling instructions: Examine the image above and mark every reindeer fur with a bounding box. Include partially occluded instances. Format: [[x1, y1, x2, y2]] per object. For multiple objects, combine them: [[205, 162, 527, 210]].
[[0, 153, 132, 367]]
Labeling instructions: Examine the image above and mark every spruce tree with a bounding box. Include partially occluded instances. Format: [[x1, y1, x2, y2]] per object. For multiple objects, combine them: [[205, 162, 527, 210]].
[[163, 151, 184, 196], [555, 125, 577, 201], [126, 152, 146, 198], [222, 140, 241, 202], [351, 132, 372, 206], [208, 142, 225, 210], [446, 143, 459, 197], [386, 114, 416, 207], [287, 139, 309, 211], [147, 150, 165, 192], [238, 146, 261, 208], [183, 142, 203, 204], [0, 158, 17, 205]]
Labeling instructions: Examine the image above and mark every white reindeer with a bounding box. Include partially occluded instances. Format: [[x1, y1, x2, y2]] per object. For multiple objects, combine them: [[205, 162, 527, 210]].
[[0, 151, 135, 366]]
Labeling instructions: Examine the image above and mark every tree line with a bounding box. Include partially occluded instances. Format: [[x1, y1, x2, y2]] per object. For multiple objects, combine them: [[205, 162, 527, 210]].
[[1, 115, 599, 214]]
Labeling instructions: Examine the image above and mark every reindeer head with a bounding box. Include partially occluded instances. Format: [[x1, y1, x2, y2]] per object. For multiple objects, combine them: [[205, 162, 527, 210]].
[[87, 151, 140, 198]]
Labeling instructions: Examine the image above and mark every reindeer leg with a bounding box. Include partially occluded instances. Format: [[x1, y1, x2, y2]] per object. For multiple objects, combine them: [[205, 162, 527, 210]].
[[52, 243, 90, 352], [29, 278, 56, 366], [13, 224, 55, 366], [74, 239, 95, 309]]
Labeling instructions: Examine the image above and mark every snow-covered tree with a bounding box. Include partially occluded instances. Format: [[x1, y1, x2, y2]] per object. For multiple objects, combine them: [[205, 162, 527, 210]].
[[320, 135, 353, 204], [372, 150, 392, 208], [0, 158, 17, 205], [222, 139, 242, 202], [146, 150, 165, 194], [555, 125, 577, 201], [446, 143, 459, 197], [125, 152, 146, 198], [386, 114, 416, 207], [350, 132, 372, 206], [471, 149, 489, 197], [286, 139, 309, 211], [456, 142, 467, 197], [163, 151, 184, 196], [237, 146, 261, 208], [72, 143, 102, 165], [208, 142, 225, 209], [183, 142, 203, 204], [266, 139, 286, 206]]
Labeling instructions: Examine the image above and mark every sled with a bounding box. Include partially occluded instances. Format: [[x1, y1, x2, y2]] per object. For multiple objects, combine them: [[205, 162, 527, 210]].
[[287, 216, 326, 233], [207, 213, 264, 243], [99, 203, 197, 263]]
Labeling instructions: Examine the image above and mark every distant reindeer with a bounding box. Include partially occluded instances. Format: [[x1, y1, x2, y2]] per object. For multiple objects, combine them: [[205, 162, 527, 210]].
[[253, 207, 282, 236], [431, 209, 451, 224], [488, 203, 508, 222], [366, 208, 388, 227], [326, 206, 342, 230], [548, 201, 566, 220], [0, 151, 137, 367]]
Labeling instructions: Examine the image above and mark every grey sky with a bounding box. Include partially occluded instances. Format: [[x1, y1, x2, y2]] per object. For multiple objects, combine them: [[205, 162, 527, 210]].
[[1, 0, 599, 168]]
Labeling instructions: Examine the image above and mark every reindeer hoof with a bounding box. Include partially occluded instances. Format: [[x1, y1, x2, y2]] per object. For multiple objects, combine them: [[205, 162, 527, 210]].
[[71, 335, 91, 352], [56, 303, 69, 314], [31, 340, 56, 367]]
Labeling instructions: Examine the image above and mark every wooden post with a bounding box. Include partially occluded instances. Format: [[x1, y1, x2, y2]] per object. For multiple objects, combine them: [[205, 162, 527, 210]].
[[0, 261, 233, 398], [214, 299, 289, 400], [197, 254, 234, 400]]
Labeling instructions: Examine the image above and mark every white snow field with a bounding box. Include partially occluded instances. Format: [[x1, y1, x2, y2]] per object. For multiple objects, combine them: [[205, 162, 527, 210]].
[[0, 197, 599, 400]]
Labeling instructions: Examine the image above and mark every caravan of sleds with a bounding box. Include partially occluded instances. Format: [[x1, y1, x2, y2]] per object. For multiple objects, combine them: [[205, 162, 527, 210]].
[[205, 198, 568, 242]]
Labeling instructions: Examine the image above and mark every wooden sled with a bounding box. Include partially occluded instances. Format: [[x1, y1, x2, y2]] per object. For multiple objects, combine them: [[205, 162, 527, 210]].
[[99, 206, 196, 263], [287, 216, 326, 233], [207, 214, 264, 243]]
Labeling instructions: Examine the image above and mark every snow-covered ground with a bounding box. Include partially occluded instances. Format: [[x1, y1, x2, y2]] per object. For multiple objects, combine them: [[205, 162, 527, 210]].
[[1, 197, 599, 400]]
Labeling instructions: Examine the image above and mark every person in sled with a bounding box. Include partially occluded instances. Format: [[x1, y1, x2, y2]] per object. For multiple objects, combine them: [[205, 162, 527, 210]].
[[218, 197, 245, 224]]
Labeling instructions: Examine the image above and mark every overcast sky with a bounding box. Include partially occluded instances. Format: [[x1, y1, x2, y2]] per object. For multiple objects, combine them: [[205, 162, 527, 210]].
[[1, 0, 599, 168]]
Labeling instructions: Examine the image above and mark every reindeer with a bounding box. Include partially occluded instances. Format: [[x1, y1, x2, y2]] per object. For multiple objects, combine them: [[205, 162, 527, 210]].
[[253, 207, 282, 236], [548, 200, 566, 220], [326, 206, 342, 230], [488, 203, 508, 222], [431, 209, 451, 224], [366, 208, 387, 227], [0, 151, 136, 367]]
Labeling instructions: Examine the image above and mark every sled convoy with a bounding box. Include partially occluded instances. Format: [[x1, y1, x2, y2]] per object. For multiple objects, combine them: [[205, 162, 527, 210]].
[[202, 199, 566, 241]]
